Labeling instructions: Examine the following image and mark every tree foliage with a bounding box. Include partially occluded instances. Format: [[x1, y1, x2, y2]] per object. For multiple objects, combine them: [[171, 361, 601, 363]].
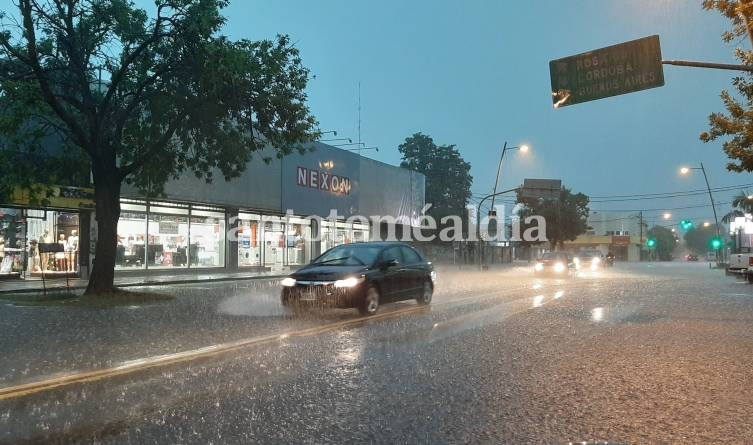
[[0, 0, 318, 293], [683, 225, 717, 254], [647, 225, 677, 261], [398, 132, 473, 232], [700, 1, 753, 171], [515, 186, 590, 249]]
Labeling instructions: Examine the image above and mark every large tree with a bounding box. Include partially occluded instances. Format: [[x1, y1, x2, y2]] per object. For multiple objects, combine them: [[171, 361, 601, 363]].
[[647, 225, 677, 261], [0, 0, 318, 294], [700, 1, 753, 170], [515, 186, 590, 249], [398, 132, 472, 236], [684, 225, 718, 255]]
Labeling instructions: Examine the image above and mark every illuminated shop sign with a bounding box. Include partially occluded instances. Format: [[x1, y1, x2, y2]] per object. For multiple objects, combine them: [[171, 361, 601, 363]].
[[296, 166, 352, 196]]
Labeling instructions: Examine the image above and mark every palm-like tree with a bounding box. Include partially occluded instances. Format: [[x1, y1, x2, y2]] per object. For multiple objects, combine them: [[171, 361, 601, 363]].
[[722, 191, 753, 225], [731, 191, 753, 213], [722, 209, 745, 224]]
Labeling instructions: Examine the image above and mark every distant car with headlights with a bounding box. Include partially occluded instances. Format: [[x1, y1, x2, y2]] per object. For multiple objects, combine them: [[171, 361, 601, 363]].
[[574, 250, 604, 271], [280, 242, 436, 315], [533, 252, 577, 276]]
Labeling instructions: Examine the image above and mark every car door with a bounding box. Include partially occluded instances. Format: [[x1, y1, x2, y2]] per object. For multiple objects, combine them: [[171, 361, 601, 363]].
[[378, 246, 406, 301], [399, 246, 425, 298]]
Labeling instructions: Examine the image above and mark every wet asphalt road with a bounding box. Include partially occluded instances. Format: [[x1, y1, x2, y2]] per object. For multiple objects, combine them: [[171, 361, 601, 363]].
[[2, 262, 753, 444]]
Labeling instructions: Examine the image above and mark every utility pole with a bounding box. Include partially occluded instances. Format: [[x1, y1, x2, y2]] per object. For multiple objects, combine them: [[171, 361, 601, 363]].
[[639, 211, 643, 261]]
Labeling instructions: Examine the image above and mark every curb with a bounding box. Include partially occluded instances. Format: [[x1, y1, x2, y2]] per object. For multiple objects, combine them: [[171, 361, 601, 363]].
[[0, 274, 289, 296]]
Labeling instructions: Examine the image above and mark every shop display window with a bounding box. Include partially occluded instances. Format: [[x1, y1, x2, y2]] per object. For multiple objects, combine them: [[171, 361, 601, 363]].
[[190, 209, 225, 267], [285, 217, 310, 266], [263, 216, 286, 268], [116, 203, 147, 269], [148, 206, 189, 269], [237, 213, 262, 267]]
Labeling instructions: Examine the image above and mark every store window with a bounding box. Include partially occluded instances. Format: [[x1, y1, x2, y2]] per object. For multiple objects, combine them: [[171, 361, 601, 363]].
[[238, 213, 262, 267], [285, 217, 311, 266], [263, 215, 286, 269], [21, 209, 81, 277], [116, 203, 147, 269], [0, 208, 25, 278], [148, 205, 189, 268], [190, 209, 225, 267], [320, 220, 370, 254]]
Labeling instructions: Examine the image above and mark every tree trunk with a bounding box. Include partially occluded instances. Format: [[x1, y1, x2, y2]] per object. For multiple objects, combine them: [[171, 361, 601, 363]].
[[85, 163, 122, 295]]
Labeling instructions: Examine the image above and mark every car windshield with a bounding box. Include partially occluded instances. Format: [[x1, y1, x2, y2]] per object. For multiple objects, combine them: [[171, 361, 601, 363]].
[[311, 244, 381, 266]]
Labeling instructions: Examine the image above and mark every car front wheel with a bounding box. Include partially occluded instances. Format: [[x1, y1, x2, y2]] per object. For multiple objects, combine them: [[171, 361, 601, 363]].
[[417, 280, 433, 305], [359, 285, 380, 315]]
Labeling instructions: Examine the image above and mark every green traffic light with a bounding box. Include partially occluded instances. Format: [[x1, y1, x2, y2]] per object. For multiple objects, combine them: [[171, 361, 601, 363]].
[[710, 237, 723, 249], [646, 238, 656, 248]]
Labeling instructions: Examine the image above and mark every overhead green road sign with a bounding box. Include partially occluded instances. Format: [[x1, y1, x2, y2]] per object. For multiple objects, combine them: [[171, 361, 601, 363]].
[[550, 35, 665, 108]]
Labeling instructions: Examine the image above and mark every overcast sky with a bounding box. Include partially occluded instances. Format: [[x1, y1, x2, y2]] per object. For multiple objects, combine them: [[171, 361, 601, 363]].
[[2, 0, 750, 228]]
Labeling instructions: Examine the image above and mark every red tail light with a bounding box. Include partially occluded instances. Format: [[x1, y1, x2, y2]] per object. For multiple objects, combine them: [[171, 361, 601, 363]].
[[748, 256, 753, 266]]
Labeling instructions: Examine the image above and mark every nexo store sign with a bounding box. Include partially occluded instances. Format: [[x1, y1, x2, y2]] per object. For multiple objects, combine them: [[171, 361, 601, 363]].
[[296, 166, 352, 196]]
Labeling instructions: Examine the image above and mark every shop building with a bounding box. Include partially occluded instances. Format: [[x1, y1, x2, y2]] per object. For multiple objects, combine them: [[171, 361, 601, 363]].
[[0, 142, 425, 280], [562, 212, 645, 261]]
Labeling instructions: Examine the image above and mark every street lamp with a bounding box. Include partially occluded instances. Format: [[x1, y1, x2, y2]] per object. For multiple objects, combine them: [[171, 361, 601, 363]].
[[703, 221, 711, 228], [485, 141, 531, 266], [663, 212, 672, 220], [489, 142, 531, 215], [680, 163, 722, 261]]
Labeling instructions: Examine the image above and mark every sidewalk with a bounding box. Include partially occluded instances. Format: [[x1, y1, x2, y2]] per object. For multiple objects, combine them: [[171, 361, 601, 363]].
[[0, 269, 289, 295], [0, 261, 528, 295]]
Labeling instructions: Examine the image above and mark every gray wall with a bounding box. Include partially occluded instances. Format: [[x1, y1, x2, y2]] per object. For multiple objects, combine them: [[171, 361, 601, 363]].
[[123, 143, 425, 222], [122, 148, 282, 212], [280, 143, 360, 218]]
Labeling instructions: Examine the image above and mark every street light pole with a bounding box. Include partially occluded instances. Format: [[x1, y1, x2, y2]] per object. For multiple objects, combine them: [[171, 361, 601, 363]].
[[485, 142, 529, 265], [681, 163, 722, 263], [477, 187, 522, 269], [699, 162, 721, 240]]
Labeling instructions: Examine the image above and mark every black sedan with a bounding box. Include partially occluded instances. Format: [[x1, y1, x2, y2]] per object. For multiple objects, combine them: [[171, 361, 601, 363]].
[[280, 242, 436, 315]]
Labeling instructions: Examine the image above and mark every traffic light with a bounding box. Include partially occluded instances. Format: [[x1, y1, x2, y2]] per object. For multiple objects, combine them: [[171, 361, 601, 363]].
[[710, 237, 723, 250], [680, 220, 694, 230], [646, 238, 657, 248]]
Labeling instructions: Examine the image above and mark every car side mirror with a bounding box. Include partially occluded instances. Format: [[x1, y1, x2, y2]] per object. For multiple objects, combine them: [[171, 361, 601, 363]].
[[380, 258, 399, 269]]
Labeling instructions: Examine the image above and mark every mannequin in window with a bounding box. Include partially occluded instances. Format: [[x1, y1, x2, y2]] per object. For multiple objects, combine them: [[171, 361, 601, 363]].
[[56, 234, 67, 271], [29, 239, 40, 272], [66, 230, 79, 272]]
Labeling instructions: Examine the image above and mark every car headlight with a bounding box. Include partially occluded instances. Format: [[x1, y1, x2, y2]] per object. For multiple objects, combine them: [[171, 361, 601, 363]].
[[534, 263, 544, 271], [280, 277, 297, 287], [334, 276, 365, 288], [592, 257, 600, 264], [430, 270, 438, 283], [554, 262, 565, 273]]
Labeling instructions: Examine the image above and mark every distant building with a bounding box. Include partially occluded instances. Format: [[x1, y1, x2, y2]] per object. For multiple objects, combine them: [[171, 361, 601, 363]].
[[562, 212, 646, 261]]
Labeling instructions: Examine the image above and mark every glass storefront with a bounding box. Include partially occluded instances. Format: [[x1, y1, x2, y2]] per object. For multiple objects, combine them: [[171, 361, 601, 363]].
[[116, 201, 225, 270], [320, 220, 370, 254], [117, 203, 147, 268], [0, 207, 81, 279], [190, 208, 225, 267], [238, 213, 262, 267], [285, 217, 310, 266]]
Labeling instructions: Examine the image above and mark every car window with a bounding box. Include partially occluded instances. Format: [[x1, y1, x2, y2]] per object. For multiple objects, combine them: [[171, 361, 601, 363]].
[[313, 244, 381, 266], [381, 246, 404, 263], [400, 246, 422, 264]]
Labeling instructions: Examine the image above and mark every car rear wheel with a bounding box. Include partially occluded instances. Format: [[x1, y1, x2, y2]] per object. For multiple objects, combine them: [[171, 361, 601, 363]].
[[747, 273, 753, 284], [417, 280, 433, 305], [359, 286, 380, 315]]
